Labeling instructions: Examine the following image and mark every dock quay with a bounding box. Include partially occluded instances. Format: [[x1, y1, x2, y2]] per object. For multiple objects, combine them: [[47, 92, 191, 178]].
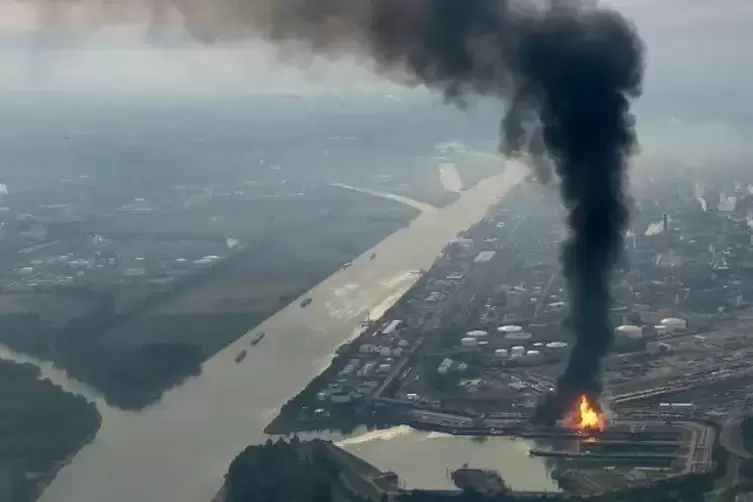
[[528, 449, 679, 461]]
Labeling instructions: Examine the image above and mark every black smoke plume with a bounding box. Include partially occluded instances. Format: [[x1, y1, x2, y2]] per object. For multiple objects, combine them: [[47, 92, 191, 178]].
[[34, 0, 645, 421]]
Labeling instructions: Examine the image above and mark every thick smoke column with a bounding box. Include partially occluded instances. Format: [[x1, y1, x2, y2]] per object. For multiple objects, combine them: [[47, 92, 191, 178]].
[[30, 0, 644, 420], [230, 0, 643, 422], [519, 8, 643, 422]]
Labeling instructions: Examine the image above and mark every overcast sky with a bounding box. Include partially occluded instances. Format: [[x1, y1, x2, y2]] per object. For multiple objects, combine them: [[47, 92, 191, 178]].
[[0, 0, 749, 166]]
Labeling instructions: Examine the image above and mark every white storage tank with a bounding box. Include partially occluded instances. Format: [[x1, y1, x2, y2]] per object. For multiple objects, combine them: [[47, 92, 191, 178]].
[[495, 349, 509, 358], [392, 348, 403, 357], [510, 346, 525, 358], [616, 324, 643, 339], [379, 346, 392, 357], [467, 330, 488, 338], [546, 341, 568, 350], [460, 337, 478, 348], [497, 325, 523, 334], [457, 362, 468, 372], [398, 339, 410, 348], [661, 317, 687, 333], [437, 358, 453, 374]]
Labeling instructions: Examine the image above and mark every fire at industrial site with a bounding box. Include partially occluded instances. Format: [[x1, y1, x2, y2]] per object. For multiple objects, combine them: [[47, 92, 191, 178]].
[[563, 395, 607, 433]]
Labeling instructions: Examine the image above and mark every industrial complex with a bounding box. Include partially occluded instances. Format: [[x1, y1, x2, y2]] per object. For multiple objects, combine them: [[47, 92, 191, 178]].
[[270, 170, 753, 496]]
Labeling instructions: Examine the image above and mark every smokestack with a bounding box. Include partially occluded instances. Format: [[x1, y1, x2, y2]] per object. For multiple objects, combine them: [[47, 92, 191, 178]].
[[28, 0, 645, 422]]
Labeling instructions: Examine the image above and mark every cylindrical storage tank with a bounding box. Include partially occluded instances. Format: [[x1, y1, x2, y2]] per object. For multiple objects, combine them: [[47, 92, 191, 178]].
[[460, 337, 478, 348], [546, 341, 568, 350], [437, 358, 453, 374], [398, 339, 410, 348], [661, 318, 687, 333], [655, 325, 668, 337], [510, 346, 525, 358], [616, 324, 643, 339], [467, 330, 488, 338], [392, 348, 403, 357], [505, 332, 533, 341], [379, 346, 392, 356], [495, 349, 509, 358], [457, 362, 468, 372], [497, 325, 523, 334]]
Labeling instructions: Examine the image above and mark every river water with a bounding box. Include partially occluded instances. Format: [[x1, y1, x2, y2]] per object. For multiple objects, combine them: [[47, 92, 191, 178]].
[[1, 161, 557, 502]]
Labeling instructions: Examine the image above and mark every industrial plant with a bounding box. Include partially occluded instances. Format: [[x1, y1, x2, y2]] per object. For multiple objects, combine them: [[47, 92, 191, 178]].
[[272, 170, 753, 496]]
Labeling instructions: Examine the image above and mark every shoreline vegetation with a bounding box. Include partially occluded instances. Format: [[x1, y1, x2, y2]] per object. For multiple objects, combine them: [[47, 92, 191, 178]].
[[0, 358, 101, 502]]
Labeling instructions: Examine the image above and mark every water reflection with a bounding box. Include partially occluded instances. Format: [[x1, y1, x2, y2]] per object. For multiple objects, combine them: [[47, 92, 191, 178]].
[[338, 427, 559, 492]]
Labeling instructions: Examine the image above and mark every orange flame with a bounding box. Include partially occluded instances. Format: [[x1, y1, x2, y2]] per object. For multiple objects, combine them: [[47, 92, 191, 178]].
[[564, 395, 606, 432]]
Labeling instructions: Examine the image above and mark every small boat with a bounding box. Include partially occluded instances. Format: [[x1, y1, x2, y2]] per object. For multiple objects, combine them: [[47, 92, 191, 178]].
[[300, 298, 313, 308], [250, 332, 266, 346], [235, 350, 247, 363], [342, 262, 352, 269], [370, 253, 376, 260]]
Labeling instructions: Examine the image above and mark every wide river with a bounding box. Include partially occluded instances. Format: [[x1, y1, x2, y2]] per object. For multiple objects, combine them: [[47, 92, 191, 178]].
[[2, 162, 558, 502]]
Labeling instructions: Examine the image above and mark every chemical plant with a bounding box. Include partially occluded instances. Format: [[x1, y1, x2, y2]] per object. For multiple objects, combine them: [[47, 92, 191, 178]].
[[271, 169, 753, 496]]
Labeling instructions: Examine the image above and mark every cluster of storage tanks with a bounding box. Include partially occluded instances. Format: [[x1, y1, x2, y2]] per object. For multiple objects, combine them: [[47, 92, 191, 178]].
[[451, 316, 689, 373], [358, 340, 408, 358], [455, 325, 570, 365], [437, 357, 469, 374], [615, 317, 688, 339]]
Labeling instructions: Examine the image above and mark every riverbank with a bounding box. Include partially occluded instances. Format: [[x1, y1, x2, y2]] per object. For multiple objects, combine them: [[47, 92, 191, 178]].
[[0, 189, 421, 411], [0, 359, 101, 502]]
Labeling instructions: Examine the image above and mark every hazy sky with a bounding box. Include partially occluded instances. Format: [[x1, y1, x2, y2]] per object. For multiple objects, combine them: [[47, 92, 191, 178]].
[[0, 0, 749, 166], [0, 0, 748, 97]]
